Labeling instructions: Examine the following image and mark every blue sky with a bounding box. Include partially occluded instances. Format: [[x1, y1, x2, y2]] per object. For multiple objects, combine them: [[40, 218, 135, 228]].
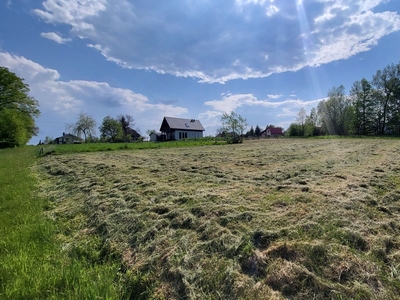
[[1, 0, 400, 144]]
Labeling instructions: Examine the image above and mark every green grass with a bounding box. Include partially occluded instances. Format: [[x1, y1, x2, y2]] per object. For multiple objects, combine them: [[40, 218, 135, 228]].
[[34, 138, 400, 299], [0, 147, 131, 299], [38, 138, 226, 156], [6, 138, 400, 299]]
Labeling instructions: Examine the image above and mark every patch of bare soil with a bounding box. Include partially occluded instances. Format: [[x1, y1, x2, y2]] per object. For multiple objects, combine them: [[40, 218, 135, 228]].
[[36, 139, 400, 299]]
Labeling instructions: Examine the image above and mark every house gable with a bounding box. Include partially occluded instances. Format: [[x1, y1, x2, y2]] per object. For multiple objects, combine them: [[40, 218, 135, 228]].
[[260, 126, 284, 138], [160, 117, 205, 132], [54, 133, 82, 144], [159, 117, 205, 140], [126, 127, 141, 140]]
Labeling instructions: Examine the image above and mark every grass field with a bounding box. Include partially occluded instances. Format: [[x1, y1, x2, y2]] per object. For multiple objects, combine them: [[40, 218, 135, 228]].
[[38, 138, 225, 156], [0, 147, 134, 299], [7, 138, 400, 299]]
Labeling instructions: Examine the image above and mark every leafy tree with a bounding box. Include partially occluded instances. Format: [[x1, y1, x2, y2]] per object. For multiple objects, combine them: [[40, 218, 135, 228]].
[[72, 112, 96, 143], [244, 126, 255, 138], [0, 110, 31, 147], [99, 116, 123, 142], [249, 126, 255, 137], [118, 114, 135, 141], [221, 111, 247, 143], [318, 85, 353, 135], [287, 108, 321, 137], [350, 78, 376, 135], [286, 123, 302, 136], [372, 63, 400, 134], [296, 108, 307, 136], [304, 108, 318, 137], [254, 125, 261, 137], [0, 67, 40, 147]]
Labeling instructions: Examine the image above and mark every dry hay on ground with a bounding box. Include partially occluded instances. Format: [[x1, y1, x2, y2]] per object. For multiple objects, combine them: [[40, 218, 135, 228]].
[[36, 139, 400, 299]]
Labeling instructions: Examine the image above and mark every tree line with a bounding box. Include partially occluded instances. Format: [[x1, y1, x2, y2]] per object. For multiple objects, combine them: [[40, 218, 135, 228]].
[[2, 61, 399, 148], [287, 61, 400, 137], [43, 112, 141, 144]]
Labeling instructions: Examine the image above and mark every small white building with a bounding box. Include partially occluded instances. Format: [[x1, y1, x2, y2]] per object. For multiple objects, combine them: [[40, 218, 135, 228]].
[[149, 131, 163, 142]]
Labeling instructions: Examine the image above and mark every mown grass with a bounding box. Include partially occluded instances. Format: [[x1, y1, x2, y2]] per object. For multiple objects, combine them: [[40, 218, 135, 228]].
[[34, 138, 400, 299], [0, 147, 132, 299], [38, 138, 225, 156]]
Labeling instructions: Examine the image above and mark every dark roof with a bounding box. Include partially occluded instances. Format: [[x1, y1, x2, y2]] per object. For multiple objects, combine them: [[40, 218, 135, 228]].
[[149, 131, 162, 137], [126, 127, 141, 137], [160, 117, 205, 131], [54, 133, 81, 140], [267, 127, 283, 135], [260, 127, 284, 135]]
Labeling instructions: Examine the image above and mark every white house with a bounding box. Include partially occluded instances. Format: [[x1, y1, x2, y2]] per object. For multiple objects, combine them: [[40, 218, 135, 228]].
[[159, 117, 205, 141]]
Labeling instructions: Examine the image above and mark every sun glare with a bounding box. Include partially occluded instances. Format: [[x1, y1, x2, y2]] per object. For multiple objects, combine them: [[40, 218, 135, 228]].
[[295, 0, 324, 98]]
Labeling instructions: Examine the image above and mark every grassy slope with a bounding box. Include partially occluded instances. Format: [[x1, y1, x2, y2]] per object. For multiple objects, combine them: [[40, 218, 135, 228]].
[[7, 139, 400, 299], [16, 138, 400, 299], [0, 147, 130, 299]]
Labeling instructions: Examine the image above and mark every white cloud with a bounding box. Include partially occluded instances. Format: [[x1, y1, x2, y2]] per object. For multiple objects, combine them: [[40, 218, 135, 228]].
[[33, 0, 107, 38], [32, 0, 400, 83], [277, 107, 298, 118], [267, 94, 282, 99], [265, 4, 279, 17], [204, 93, 321, 113], [198, 110, 223, 120], [199, 93, 323, 135], [0, 52, 188, 132], [41, 32, 72, 44]]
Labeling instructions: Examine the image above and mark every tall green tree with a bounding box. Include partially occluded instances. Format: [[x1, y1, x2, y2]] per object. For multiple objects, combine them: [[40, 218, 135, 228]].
[[304, 108, 319, 136], [350, 78, 376, 135], [391, 64, 400, 133], [99, 116, 123, 142], [372, 63, 400, 134], [318, 85, 353, 135], [118, 114, 134, 142], [72, 112, 96, 143], [245, 126, 255, 138], [296, 108, 307, 136], [221, 111, 247, 143], [286, 123, 302, 136], [0, 67, 39, 147], [249, 126, 255, 137], [254, 125, 261, 137]]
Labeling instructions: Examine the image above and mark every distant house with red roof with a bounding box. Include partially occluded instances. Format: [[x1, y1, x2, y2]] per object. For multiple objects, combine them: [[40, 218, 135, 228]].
[[260, 126, 284, 138]]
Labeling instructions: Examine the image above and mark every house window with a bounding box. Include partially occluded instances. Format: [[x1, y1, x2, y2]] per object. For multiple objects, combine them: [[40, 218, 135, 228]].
[[185, 132, 187, 138]]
